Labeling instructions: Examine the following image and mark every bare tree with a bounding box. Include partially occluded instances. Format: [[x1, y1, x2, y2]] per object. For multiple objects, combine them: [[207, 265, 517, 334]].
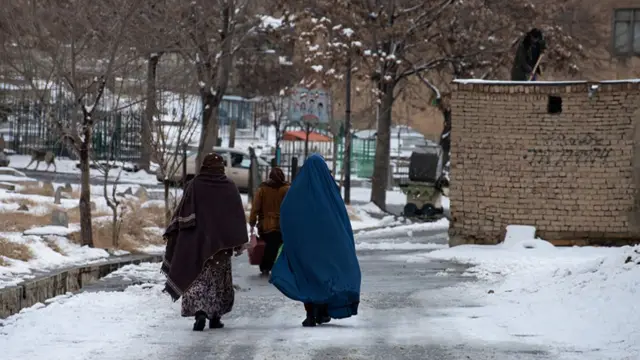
[[152, 90, 200, 224], [235, 17, 299, 163], [172, 0, 263, 169], [97, 158, 125, 249], [0, 0, 144, 246], [287, 0, 598, 209], [127, 2, 186, 171]]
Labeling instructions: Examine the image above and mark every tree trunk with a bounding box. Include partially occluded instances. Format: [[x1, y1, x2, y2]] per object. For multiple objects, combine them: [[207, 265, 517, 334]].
[[228, 117, 237, 148], [141, 54, 160, 171], [440, 109, 452, 169], [164, 181, 171, 226], [78, 133, 94, 247], [196, 93, 219, 170], [343, 55, 352, 204], [111, 212, 119, 249], [332, 132, 338, 176], [370, 83, 395, 209]]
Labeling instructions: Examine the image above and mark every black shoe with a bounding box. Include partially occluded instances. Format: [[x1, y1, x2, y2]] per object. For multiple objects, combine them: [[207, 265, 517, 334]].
[[302, 316, 316, 327], [209, 317, 224, 329], [193, 312, 207, 331], [260, 270, 270, 277], [302, 310, 316, 327], [316, 305, 330, 324]]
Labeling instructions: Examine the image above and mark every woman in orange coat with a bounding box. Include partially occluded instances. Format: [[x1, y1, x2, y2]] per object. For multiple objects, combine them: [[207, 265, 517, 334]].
[[249, 167, 290, 275]]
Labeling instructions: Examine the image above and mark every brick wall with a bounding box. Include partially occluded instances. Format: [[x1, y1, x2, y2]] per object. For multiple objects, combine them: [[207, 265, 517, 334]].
[[449, 80, 640, 246]]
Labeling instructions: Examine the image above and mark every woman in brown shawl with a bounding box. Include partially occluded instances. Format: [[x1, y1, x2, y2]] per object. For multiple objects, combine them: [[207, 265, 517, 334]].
[[248, 167, 289, 276], [162, 153, 248, 331]]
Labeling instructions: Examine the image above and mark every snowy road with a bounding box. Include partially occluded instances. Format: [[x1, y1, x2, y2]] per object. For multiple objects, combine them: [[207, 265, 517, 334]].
[[0, 233, 554, 360]]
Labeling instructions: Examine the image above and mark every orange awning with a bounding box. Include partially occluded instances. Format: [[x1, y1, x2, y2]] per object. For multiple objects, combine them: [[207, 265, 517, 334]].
[[282, 130, 332, 142]]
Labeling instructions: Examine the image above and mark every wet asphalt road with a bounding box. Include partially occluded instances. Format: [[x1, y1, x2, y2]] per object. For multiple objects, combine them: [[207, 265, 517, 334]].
[[77, 231, 553, 360]]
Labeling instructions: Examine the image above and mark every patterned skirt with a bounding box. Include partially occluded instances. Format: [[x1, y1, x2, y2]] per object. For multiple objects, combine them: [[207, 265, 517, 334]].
[[181, 255, 235, 319]]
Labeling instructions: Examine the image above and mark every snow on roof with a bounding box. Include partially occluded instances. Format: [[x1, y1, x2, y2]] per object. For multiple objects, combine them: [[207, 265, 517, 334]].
[[454, 79, 588, 85], [599, 79, 640, 84], [454, 79, 640, 85]]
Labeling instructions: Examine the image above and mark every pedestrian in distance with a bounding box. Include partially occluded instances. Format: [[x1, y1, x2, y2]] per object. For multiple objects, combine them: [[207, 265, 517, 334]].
[[161, 153, 248, 331], [249, 167, 290, 276], [270, 154, 362, 327]]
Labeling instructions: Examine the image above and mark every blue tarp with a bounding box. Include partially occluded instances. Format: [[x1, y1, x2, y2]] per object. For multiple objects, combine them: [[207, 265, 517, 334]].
[[270, 154, 361, 319]]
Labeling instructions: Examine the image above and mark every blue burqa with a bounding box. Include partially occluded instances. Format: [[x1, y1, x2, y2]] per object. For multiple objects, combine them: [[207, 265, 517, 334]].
[[270, 154, 361, 319]]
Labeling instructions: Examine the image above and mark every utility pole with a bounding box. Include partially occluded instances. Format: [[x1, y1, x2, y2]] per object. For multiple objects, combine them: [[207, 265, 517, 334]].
[[344, 55, 352, 204]]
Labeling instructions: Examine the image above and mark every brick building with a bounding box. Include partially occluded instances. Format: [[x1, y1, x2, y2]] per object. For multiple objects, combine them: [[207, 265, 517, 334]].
[[448, 80, 640, 246], [598, 3, 640, 78]]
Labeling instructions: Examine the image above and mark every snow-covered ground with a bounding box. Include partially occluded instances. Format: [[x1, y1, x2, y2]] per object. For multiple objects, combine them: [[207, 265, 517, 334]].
[[0, 179, 166, 289], [399, 226, 640, 359], [8, 155, 159, 186], [0, 232, 111, 288], [0, 236, 455, 360], [355, 218, 449, 238]]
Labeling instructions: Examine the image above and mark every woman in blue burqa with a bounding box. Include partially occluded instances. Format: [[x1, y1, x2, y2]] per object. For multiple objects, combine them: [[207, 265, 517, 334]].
[[270, 154, 361, 327]]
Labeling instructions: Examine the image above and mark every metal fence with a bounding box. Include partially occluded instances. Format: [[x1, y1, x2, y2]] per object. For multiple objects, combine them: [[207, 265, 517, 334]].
[[257, 152, 300, 183], [0, 83, 143, 161]]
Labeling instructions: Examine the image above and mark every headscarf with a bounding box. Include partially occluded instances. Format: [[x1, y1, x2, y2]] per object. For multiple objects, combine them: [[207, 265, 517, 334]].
[[263, 166, 287, 188], [200, 153, 225, 175]]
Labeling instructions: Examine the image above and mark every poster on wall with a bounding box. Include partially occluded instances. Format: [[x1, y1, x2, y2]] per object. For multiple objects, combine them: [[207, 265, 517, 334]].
[[287, 87, 331, 124]]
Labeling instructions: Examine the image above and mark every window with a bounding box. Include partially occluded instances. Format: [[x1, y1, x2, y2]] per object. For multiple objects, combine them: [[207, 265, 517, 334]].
[[547, 96, 562, 114], [613, 9, 640, 55], [239, 158, 251, 169], [230, 152, 248, 168]]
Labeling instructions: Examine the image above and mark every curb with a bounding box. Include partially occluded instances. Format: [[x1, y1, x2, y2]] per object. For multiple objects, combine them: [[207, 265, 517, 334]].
[[0, 254, 163, 319], [353, 217, 448, 235]]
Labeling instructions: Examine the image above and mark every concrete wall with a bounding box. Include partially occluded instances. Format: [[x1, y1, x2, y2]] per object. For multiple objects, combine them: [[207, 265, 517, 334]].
[[0, 255, 162, 319], [449, 80, 640, 246]]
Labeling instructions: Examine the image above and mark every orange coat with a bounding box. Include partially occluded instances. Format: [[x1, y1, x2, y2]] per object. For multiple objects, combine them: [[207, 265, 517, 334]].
[[249, 183, 289, 235]]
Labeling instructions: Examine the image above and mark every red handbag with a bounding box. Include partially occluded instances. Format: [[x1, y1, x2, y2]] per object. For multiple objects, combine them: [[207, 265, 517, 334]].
[[248, 229, 265, 265]]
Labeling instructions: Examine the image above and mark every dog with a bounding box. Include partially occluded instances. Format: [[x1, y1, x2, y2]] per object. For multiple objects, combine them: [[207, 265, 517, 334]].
[[26, 148, 57, 172]]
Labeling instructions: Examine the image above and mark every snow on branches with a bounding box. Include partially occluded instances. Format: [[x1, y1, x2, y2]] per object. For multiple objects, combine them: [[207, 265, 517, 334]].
[[294, 11, 366, 89], [285, 0, 596, 93]]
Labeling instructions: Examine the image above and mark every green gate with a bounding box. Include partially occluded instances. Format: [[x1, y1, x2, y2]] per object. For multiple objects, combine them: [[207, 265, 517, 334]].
[[335, 131, 376, 179]]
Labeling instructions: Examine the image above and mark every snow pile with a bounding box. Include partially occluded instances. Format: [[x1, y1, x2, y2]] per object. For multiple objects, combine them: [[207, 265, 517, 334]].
[[104, 262, 165, 283], [414, 225, 640, 358], [355, 202, 388, 215], [0, 234, 110, 289], [348, 203, 401, 231], [356, 218, 449, 239], [23, 225, 80, 237]]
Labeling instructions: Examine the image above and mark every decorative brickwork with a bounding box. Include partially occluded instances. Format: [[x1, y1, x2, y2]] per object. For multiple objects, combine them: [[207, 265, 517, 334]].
[[449, 80, 640, 246]]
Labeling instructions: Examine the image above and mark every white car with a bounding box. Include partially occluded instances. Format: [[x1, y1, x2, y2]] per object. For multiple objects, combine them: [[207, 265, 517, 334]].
[[156, 147, 270, 191]]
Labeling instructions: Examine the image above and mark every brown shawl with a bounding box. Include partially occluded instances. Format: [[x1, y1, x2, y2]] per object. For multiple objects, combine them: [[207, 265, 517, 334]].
[[161, 171, 248, 301]]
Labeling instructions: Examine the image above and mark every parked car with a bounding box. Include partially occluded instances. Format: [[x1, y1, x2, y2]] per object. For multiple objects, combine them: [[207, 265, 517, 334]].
[[156, 147, 270, 191]]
